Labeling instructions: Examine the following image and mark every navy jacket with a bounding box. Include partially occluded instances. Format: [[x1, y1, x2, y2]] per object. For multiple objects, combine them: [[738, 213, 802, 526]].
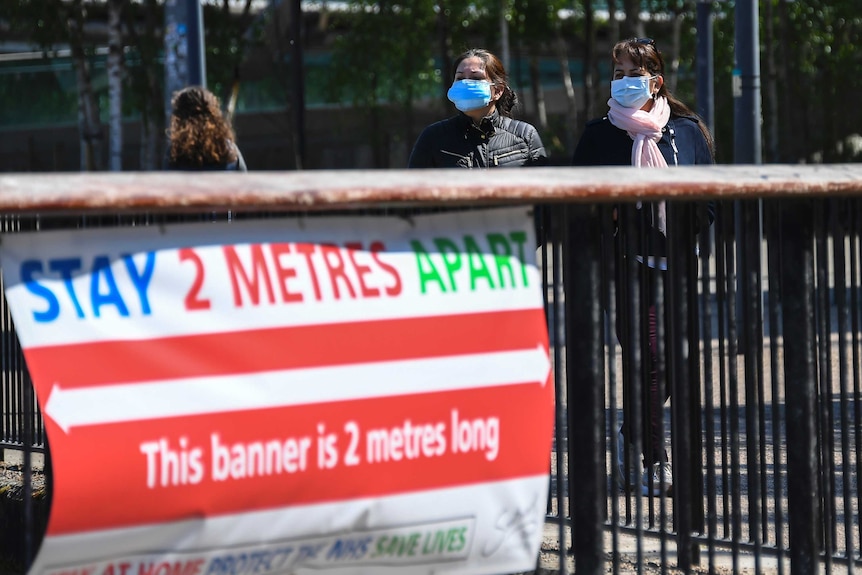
[[572, 114, 714, 262], [572, 114, 712, 167], [409, 111, 547, 168]]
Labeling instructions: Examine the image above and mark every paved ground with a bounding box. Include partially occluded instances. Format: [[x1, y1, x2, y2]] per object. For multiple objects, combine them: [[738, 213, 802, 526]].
[[1, 448, 778, 575], [0, 449, 45, 499], [527, 520, 790, 574]]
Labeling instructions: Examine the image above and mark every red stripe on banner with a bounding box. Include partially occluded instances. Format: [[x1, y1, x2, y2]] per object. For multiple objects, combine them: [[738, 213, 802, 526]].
[[24, 309, 546, 388], [46, 383, 554, 536]]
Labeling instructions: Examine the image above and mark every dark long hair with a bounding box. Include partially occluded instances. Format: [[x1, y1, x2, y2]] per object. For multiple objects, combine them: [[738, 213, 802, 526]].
[[453, 48, 518, 118], [612, 38, 715, 159], [168, 86, 238, 169]]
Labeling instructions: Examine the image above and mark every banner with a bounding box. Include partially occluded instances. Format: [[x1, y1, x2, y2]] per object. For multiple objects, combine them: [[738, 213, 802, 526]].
[[0, 207, 554, 575]]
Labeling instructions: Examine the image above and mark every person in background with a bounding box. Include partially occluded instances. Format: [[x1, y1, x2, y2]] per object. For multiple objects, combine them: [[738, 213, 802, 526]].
[[572, 37, 715, 497], [408, 48, 547, 169], [167, 86, 247, 171]]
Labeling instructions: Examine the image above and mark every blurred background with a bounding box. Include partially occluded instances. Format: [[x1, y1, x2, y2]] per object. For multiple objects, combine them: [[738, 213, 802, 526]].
[[0, 0, 860, 171]]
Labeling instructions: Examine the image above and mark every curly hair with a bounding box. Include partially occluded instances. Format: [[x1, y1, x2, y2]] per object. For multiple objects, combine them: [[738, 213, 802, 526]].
[[453, 48, 519, 118], [168, 86, 238, 169]]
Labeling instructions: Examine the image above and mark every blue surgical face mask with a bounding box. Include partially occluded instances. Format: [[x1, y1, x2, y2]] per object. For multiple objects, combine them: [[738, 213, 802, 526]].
[[610, 75, 656, 109], [447, 79, 493, 112]]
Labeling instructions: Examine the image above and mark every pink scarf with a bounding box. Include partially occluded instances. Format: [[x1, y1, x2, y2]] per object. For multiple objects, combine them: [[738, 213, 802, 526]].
[[607, 96, 671, 235]]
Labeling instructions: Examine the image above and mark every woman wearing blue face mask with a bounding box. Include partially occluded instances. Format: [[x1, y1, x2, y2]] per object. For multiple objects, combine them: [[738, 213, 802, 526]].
[[572, 38, 715, 498], [572, 38, 714, 167], [408, 48, 547, 169]]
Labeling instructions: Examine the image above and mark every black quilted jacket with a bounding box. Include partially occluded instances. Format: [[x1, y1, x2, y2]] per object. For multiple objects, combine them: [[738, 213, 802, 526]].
[[408, 111, 547, 168]]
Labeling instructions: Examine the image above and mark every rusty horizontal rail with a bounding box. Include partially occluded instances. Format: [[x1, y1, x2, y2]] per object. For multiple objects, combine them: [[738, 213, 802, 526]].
[[1, 165, 862, 214]]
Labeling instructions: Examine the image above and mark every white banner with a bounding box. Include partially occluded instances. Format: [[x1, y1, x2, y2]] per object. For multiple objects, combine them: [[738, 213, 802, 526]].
[[0, 207, 554, 575]]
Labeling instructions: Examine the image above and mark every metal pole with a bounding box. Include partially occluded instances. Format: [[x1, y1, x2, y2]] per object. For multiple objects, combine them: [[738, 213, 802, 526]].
[[564, 204, 605, 575], [733, 0, 762, 348], [695, 0, 714, 130], [164, 0, 205, 103], [163, 0, 205, 169], [779, 199, 819, 574], [740, 198, 764, 572], [187, 0, 206, 87], [733, 0, 761, 164]]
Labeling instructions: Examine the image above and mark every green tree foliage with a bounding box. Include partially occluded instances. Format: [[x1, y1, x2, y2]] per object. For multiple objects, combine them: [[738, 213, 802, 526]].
[[327, 2, 439, 109], [122, 0, 167, 168], [2, 0, 70, 49], [705, 0, 862, 164], [5, 0, 862, 167], [326, 1, 452, 165], [776, 0, 862, 162], [204, 0, 260, 107], [712, 1, 736, 164], [3, 0, 106, 169]]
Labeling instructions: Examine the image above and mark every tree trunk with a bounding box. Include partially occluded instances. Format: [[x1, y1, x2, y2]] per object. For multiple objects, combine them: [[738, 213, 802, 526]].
[[140, 118, 158, 172], [621, 0, 642, 40], [608, 0, 619, 45], [107, 0, 124, 171], [763, 0, 779, 162], [403, 41, 416, 165], [582, 0, 596, 122], [69, 0, 103, 171], [269, 5, 300, 169], [223, 0, 255, 118], [529, 52, 547, 130], [777, 0, 799, 162], [555, 31, 577, 153], [76, 66, 104, 172], [667, 10, 682, 93], [498, 0, 510, 71], [289, 0, 306, 169], [819, 51, 836, 162], [123, 0, 164, 170], [437, 1, 453, 105]]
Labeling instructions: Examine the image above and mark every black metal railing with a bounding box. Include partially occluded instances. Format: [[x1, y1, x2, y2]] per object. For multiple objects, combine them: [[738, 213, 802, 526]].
[[2, 167, 862, 575]]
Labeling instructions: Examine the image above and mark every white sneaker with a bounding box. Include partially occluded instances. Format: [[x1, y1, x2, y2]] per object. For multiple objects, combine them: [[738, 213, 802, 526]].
[[615, 425, 638, 491], [642, 462, 673, 496]]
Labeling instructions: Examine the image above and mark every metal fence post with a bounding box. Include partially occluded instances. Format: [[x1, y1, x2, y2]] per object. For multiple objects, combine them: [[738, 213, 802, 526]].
[[778, 198, 819, 574], [668, 202, 699, 569], [563, 203, 605, 574], [740, 198, 764, 568]]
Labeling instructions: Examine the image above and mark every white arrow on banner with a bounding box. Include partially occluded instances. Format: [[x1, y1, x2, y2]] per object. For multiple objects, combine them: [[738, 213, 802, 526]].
[[45, 345, 551, 432]]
